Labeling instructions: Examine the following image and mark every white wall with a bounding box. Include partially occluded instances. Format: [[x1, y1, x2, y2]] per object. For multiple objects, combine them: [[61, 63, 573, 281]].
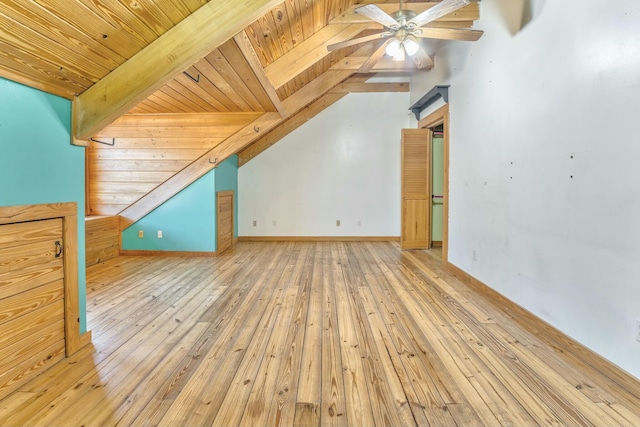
[[239, 91, 410, 237], [412, 0, 640, 378]]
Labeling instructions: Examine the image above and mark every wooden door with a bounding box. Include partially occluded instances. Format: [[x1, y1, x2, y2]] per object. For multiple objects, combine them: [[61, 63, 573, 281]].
[[216, 190, 234, 254], [401, 128, 431, 249], [0, 218, 66, 399]]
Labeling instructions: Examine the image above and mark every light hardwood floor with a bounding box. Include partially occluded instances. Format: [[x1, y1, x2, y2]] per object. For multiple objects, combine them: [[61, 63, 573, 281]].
[[1, 241, 639, 426]]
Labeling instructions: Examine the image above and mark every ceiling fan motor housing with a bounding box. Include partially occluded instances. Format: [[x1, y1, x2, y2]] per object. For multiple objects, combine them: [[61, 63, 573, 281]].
[[389, 9, 418, 30], [386, 9, 423, 42]]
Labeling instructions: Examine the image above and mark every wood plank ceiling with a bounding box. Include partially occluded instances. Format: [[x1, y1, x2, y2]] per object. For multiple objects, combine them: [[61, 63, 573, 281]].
[[0, 0, 480, 221]]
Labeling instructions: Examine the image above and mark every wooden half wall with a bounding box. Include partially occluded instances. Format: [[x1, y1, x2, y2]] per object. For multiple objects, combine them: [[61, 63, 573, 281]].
[[85, 216, 120, 267]]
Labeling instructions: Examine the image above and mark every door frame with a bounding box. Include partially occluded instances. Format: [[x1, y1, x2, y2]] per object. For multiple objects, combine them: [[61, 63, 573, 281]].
[[418, 104, 450, 265]]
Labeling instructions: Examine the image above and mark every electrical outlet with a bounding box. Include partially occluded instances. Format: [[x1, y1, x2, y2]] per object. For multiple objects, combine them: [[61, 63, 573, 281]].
[[357, 220, 362, 227], [636, 319, 640, 342], [138, 230, 144, 238], [336, 219, 340, 227], [272, 220, 277, 227], [157, 230, 163, 239], [472, 249, 477, 261], [253, 220, 257, 227]]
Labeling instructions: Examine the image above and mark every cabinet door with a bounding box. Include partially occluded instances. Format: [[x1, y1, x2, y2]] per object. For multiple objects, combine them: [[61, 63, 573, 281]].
[[401, 129, 431, 249], [217, 191, 234, 254], [0, 218, 66, 399]]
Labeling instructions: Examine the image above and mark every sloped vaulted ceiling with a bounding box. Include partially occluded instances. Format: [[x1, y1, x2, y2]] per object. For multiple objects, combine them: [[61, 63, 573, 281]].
[[0, 0, 480, 226]]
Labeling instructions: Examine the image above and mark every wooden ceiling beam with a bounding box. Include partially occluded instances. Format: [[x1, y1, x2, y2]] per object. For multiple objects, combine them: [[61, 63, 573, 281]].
[[330, 56, 423, 73], [264, 23, 371, 90], [329, 82, 409, 93], [118, 69, 354, 230], [330, 2, 479, 25], [281, 70, 353, 113], [101, 112, 262, 128], [233, 30, 286, 117], [238, 78, 409, 167], [238, 93, 347, 167], [72, 0, 282, 143], [94, 112, 263, 139]]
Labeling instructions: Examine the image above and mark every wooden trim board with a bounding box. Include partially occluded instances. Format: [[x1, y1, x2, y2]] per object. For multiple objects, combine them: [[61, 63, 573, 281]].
[[238, 236, 400, 242], [444, 260, 640, 386], [120, 250, 217, 257], [79, 331, 92, 349]]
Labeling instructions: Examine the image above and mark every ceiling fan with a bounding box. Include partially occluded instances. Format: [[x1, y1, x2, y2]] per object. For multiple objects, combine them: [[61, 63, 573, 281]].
[[327, 0, 483, 70]]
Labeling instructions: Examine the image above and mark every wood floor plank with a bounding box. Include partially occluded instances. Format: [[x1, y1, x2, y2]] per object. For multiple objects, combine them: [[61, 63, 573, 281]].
[[320, 243, 348, 427], [0, 242, 639, 426], [246, 244, 315, 427], [400, 251, 622, 426], [156, 243, 295, 426], [22, 262, 228, 426], [331, 242, 376, 427], [361, 242, 461, 427], [294, 243, 323, 427], [124, 245, 274, 426]]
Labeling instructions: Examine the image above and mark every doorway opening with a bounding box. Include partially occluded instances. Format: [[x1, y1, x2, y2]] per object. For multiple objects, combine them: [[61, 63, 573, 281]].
[[419, 104, 449, 265], [431, 124, 444, 249]]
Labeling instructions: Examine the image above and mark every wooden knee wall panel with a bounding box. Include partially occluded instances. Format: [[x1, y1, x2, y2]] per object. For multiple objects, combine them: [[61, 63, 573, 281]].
[[0, 203, 84, 400]]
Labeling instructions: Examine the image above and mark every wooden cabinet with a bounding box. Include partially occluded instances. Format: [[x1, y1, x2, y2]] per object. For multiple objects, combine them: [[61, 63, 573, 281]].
[[216, 191, 234, 254], [401, 129, 431, 249], [0, 203, 82, 399]]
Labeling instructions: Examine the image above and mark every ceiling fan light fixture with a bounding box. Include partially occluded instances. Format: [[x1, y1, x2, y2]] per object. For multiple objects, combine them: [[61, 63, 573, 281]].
[[385, 39, 402, 57], [404, 38, 420, 56], [393, 45, 406, 62]]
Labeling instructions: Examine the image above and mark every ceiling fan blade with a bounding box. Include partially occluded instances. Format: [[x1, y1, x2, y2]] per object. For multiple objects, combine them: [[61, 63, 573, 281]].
[[359, 39, 392, 73], [327, 32, 391, 52], [354, 4, 400, 28], [415, 27, 483, 42], [408, 0, 470, 29], [409, 46, 434, 70]]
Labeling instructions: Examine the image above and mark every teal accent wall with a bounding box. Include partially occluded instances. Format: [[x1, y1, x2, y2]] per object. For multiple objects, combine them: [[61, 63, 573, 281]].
[[215, 155, 239, 238], [0, 77, 87, 333], [122, 155, 238, 251]]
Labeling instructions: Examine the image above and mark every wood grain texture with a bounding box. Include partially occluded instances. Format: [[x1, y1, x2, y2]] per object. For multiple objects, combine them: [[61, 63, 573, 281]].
[[264, 23, 367, 89], [85, 113, 251, 216], [238, 92, 347, 166], [233, 31, 286, 115], [118, 69, 352, 229], [0, 0, 480, 107], [85, 216, 120, 267], [0, 203, 82, 359], [1, 242, 639, 426], [401, 128, 431, 249], [238, 236, 400, 242], [72, 0, 283, 139], [117, 112, 282, 229], [330, 2, 480, 25], [216, 191, 234, 254], [0, 215, 66, 400]]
